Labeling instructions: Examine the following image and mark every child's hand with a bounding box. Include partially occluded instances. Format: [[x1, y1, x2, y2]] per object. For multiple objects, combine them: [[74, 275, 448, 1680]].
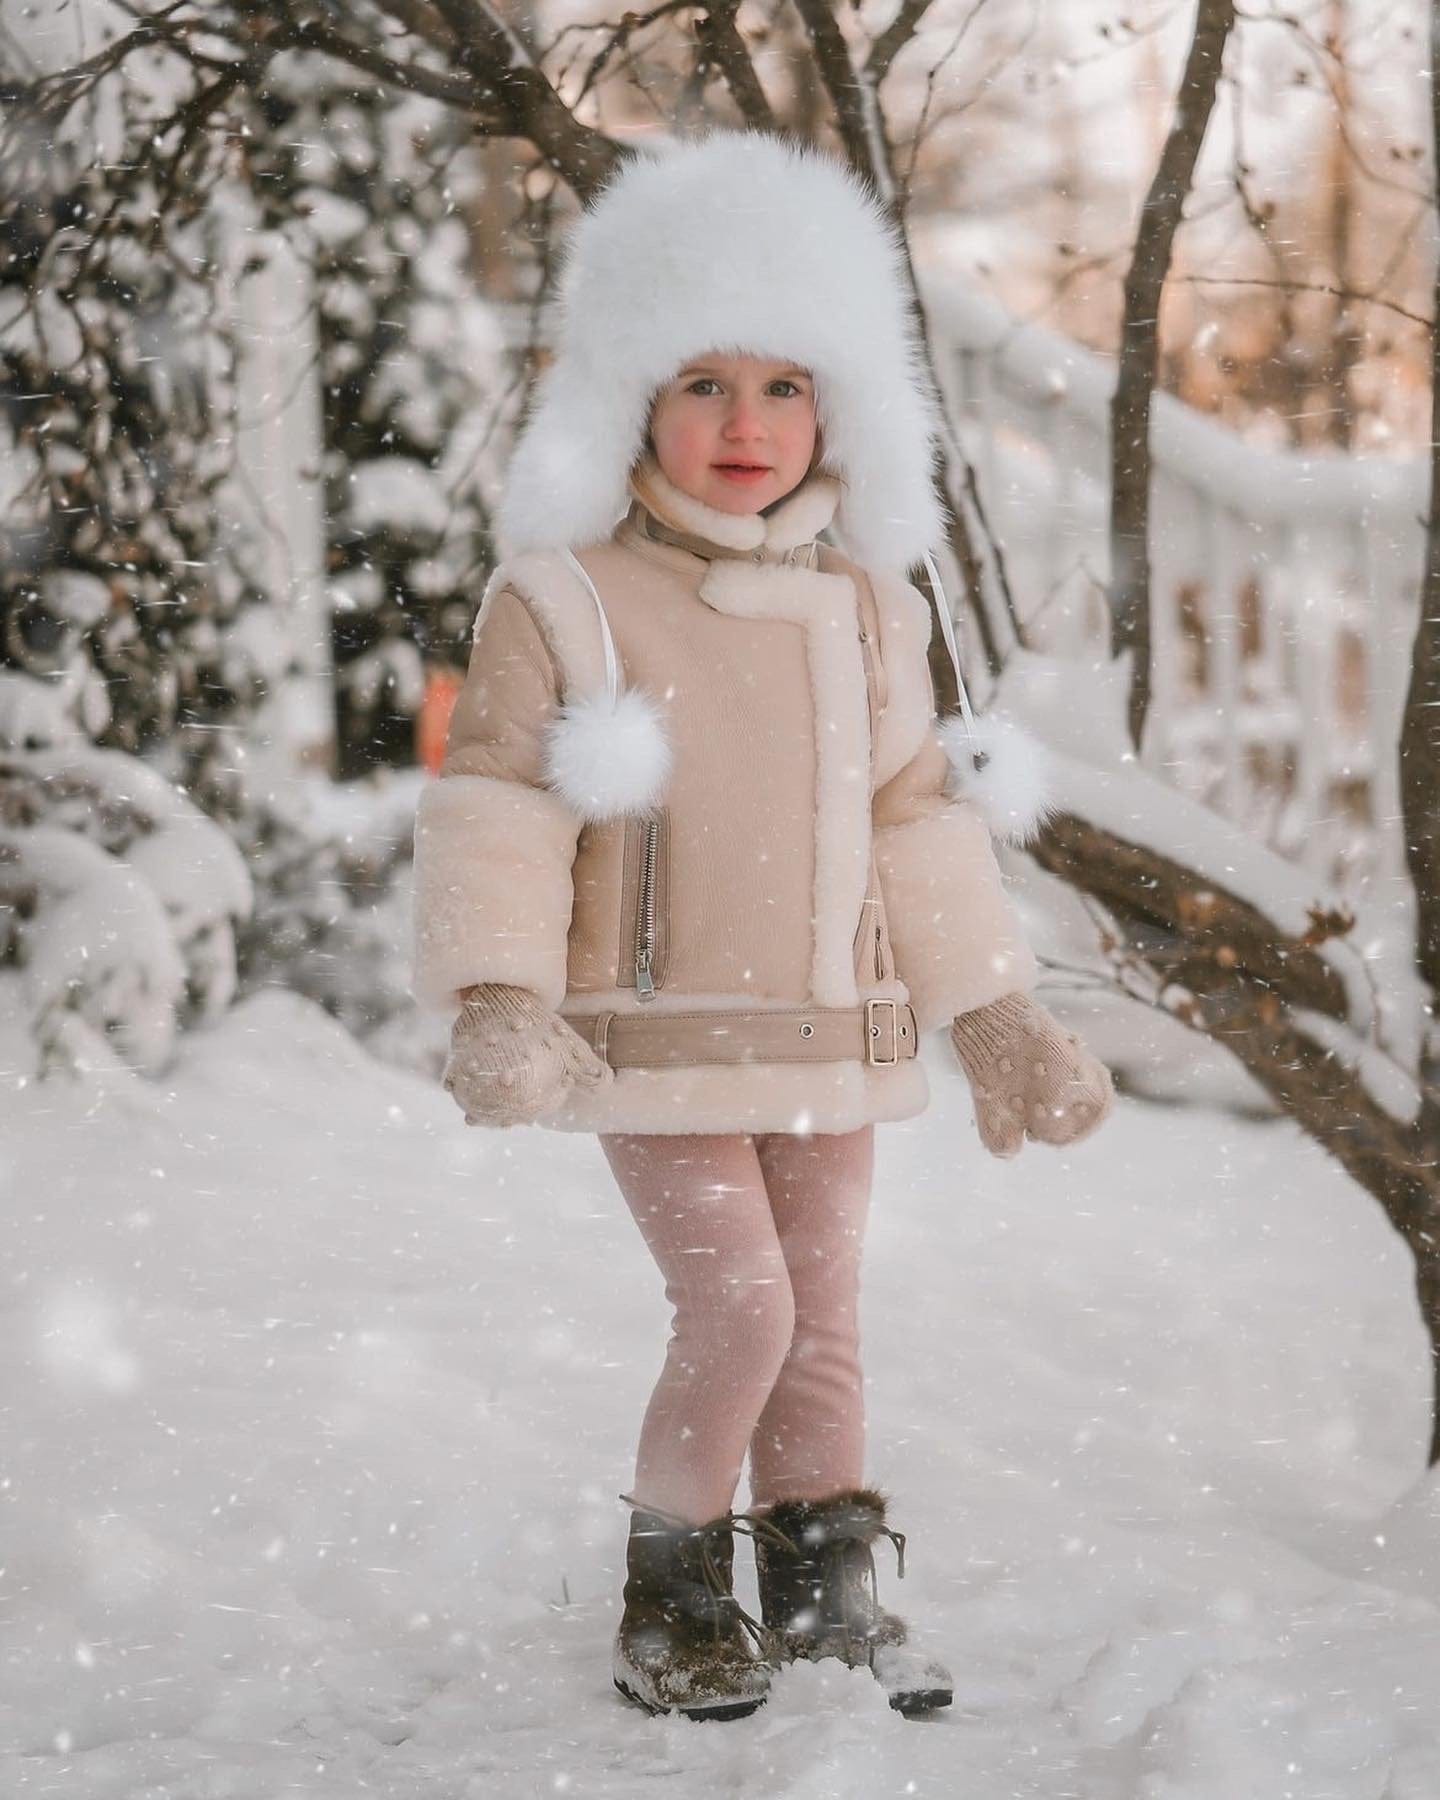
[[948, 992, 1114, 1159], [443, 984, 612, 1127]]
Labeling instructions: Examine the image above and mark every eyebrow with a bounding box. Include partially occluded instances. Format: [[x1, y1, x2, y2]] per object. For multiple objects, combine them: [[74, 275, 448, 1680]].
[[679, 364, 812, 379]]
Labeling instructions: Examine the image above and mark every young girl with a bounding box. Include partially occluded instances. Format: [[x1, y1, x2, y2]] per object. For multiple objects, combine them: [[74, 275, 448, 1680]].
[[412, 130, 1114, 1723]]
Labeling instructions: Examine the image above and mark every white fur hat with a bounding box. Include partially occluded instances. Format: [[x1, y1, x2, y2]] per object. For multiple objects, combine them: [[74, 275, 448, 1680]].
[[496, 128, 946, 572]]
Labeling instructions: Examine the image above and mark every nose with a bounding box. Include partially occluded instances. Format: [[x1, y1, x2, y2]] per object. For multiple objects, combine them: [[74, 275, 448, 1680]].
[[721, 395, 766, 441]]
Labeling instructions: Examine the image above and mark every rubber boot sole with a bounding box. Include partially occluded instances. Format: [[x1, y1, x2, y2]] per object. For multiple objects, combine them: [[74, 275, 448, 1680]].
[[613, 1674, 766, 1722], [764, 1635, 954, 1717], [887, 1684, 953, 1717], [870, 1642, 955, 1717]]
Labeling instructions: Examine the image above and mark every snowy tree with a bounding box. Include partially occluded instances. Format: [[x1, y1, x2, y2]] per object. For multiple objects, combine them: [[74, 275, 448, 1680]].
[[242, 65, 507, 780], [0, 48, 266, 1077], [0, 3, 531, 1062]]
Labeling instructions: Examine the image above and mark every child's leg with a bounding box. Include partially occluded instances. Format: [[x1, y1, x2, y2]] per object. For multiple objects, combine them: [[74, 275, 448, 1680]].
[[746, 1125, 876, 1507], [598, 1130, 796, 1527]]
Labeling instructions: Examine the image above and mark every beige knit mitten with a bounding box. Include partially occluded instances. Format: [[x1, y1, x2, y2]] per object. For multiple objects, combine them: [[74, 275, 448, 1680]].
[[948, 990, 1115, 1159], [442, 983, 613, 1128]]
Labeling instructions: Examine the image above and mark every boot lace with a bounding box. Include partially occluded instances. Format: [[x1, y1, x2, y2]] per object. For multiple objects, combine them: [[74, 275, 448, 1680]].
[[618, 1492, 795, 1659], [820, 1520, 907, 1661]]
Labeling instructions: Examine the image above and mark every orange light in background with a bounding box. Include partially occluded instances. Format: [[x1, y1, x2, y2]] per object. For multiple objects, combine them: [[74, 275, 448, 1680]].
[[417, 666, 462, 775]]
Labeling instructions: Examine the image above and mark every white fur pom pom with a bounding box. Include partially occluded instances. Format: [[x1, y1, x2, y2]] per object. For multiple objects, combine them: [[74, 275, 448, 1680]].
[[936, 709, 1055, 846], [541, 685, 672, 824]]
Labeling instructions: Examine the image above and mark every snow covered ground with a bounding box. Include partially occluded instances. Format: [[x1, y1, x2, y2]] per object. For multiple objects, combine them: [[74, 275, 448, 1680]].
[[4, 980, 1440, 1798]]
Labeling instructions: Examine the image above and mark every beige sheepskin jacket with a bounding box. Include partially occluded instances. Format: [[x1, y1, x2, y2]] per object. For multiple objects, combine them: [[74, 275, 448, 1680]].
[[412, 456, 1038, 1134]]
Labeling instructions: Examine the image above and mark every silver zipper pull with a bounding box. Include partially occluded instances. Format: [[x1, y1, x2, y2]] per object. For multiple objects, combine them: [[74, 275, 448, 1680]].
[[635, 950, 656, 1001]]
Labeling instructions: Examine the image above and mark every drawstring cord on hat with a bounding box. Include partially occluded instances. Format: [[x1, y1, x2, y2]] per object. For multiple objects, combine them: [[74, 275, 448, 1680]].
[[561, 548, 621, 709], [921, 551, 988, 775]]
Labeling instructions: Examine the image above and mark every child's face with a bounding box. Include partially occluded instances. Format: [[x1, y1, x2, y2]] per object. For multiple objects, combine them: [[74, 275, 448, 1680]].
[[647, 353, 819, 516]]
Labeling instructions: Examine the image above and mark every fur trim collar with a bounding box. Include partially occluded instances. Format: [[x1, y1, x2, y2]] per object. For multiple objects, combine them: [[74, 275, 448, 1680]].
[[628, 454, 841, 559], [496, 129, 944, 572]]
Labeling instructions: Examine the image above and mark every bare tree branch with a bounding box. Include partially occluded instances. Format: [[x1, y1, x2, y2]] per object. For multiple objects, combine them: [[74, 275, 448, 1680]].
[[696, 1, 776, 128], [7, 0, 626, 207], [559, 1, 693, 110], [7, 14, 187, 126], [790, 0, 874, 179], [368, 0, 460, 55], [268, 17, 494, 113], [865, 0, 939, 86], [145, 53, 260, 242], [422, 0, 622, 196], [1177, 272, 1431, 332]]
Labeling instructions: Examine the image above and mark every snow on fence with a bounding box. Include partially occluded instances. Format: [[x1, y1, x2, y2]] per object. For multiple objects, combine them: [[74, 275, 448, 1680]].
[[924, 277, 1424, 898]]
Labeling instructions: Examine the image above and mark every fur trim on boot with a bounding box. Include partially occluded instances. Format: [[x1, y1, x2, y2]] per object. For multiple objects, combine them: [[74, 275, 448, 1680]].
[[754, 1486, 954, 1716], [612, 1501, 775, 1721]]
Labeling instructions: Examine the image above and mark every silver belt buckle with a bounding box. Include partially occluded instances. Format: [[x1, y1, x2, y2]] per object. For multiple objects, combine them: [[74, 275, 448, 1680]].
[[864, 998, 899, 1066]]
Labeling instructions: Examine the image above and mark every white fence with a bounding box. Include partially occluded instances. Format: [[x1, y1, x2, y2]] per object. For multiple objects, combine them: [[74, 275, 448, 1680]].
[[925, 278, 1423, 897]]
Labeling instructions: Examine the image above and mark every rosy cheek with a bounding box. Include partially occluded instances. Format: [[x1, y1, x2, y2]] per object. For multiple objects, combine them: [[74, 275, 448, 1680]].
[[672, 416, 714, 470]]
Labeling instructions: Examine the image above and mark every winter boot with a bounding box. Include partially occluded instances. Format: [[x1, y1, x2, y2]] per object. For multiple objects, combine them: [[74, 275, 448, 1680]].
[[611, 1493, 780, 1721], [753, 1486, 954, 1716]]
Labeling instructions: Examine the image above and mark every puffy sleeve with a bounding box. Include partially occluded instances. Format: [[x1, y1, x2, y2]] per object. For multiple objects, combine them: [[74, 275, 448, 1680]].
[[869, 576, 1038, 1033], [410, 585, 582, 1016]]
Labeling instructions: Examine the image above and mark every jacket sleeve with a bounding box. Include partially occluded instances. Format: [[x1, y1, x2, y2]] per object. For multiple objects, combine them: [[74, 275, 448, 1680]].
[[870, 584, 1038, 1034], [410, 586, 582, 1016]]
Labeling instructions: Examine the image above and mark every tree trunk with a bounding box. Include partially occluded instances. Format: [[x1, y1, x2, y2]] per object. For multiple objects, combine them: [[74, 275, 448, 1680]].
[[1398, 8, 1440, 1051], [1109, 0, 1236, 752]]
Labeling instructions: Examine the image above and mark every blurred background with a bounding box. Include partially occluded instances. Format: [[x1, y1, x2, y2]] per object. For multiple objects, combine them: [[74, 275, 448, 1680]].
[[1, 0, 1433, 1101]]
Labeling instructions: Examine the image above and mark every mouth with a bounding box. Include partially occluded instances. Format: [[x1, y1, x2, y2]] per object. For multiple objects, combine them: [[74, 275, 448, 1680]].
[[713, 462, 772, 480]]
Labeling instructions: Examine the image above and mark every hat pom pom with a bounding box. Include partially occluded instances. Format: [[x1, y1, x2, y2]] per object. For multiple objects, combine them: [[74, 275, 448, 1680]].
[[541, 686, 672, 824], [936, 709, 1056, 846]]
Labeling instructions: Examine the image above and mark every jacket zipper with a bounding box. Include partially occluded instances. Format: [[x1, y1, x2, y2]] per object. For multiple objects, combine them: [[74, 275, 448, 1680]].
[[635, 818, 659, 1000], [855, 856, 887, 984]]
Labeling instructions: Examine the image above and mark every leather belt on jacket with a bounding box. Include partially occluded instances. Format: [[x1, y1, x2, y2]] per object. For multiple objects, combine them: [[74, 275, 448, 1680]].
[[561, 999, 919, 1071]]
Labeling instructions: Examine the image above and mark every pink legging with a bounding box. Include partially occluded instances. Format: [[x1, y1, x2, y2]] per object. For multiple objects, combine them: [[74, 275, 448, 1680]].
[[598, 1126, 875, 1527]]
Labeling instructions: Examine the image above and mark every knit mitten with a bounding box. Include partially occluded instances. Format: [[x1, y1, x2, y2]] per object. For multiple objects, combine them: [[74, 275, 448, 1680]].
[[443, 983, 612, 1128], [948, 991, 1114, 1159]]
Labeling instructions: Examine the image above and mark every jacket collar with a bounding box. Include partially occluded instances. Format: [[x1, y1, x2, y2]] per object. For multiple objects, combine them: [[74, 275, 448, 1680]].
[[624, 454, 841, 565]]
